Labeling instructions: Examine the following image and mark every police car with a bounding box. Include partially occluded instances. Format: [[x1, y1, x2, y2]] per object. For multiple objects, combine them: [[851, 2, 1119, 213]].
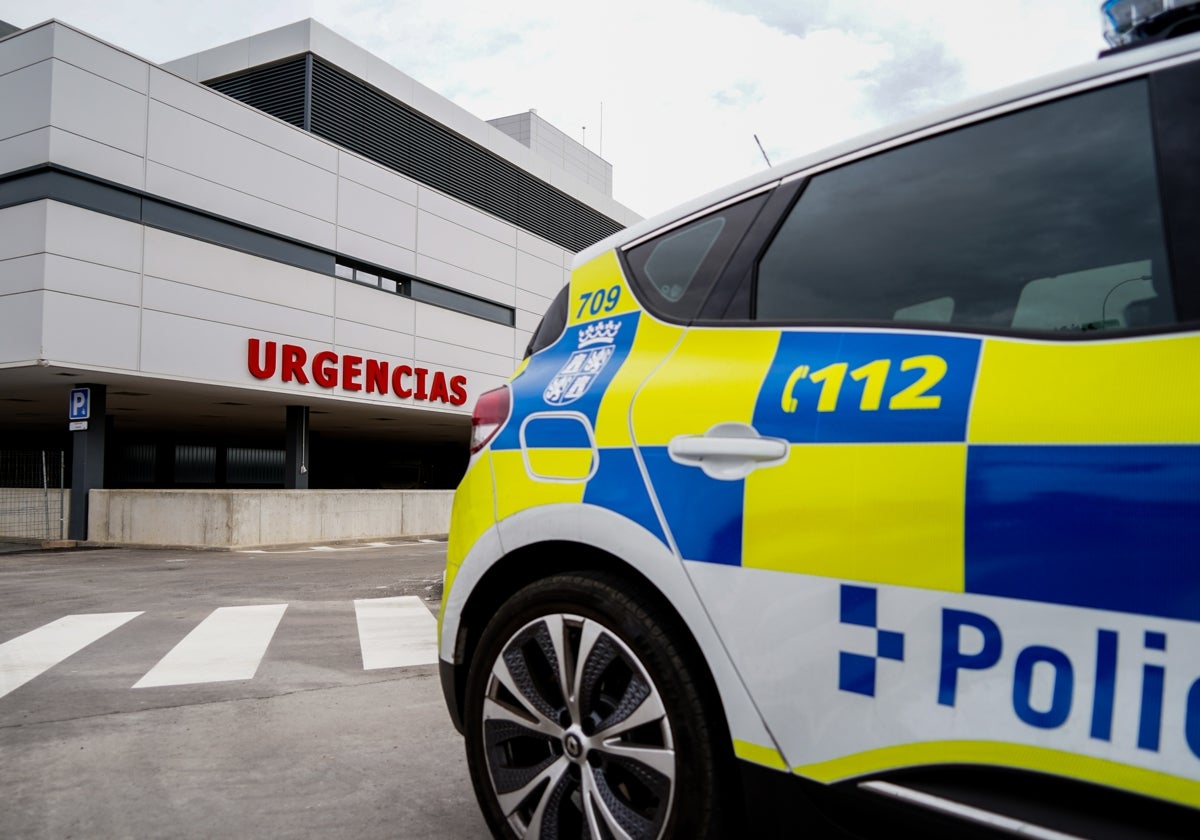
[[439, 16, 1200, 840]]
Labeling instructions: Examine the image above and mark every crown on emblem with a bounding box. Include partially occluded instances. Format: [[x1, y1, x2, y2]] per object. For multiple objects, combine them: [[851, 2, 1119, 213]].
[[578, 320, 621, 347]]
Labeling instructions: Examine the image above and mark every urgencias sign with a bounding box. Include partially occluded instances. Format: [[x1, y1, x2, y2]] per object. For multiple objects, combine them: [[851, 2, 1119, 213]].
[[247, 338, 468, 405]]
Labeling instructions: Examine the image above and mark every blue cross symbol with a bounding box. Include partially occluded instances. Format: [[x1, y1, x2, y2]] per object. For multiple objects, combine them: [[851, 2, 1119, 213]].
[[838, 584, 905, 697]]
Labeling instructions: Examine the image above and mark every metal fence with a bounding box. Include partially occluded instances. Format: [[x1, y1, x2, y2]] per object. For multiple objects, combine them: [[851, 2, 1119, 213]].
[[0, 451, 67, 542]]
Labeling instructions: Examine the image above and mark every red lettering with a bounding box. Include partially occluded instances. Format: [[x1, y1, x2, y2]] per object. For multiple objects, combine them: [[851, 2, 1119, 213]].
[[247, 338, 276, 380], [281, 344, 309, 384], [365, 359, 389, 394], [312, 350, 338, 388], [429, 371, 450, 403], [342, 355, 363, 392], [415, 367, 429, 400], [449, 375, 468, 406], [392, 365, 413, 398]]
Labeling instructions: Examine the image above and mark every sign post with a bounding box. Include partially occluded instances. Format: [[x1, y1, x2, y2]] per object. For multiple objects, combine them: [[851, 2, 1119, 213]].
[[68, 384, 106, 541]]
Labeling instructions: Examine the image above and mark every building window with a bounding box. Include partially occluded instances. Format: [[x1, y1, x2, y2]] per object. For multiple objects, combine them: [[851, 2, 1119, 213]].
[[334, 259, 514, 326]]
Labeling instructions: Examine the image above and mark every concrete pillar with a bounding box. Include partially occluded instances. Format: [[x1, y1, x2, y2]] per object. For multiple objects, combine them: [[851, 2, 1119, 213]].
[[285, 405, 310, 489], [69, 383, 106, 540]]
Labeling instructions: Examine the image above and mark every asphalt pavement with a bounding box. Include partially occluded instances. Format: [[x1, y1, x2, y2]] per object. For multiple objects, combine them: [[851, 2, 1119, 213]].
[[0, 541, 490, 839]]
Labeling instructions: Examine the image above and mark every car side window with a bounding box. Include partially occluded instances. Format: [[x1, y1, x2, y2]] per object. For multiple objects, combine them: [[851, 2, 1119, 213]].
[[755, 79, 1175, 335], [624, 195, 767, 321]]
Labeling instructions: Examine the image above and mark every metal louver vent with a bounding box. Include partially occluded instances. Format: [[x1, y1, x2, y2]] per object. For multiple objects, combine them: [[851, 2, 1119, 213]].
[[207, 56, 308, 129], [207, 54, 624, 252]]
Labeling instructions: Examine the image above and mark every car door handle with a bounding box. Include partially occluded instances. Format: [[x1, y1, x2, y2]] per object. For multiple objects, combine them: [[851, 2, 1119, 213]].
[[667, 422, 789, 481]]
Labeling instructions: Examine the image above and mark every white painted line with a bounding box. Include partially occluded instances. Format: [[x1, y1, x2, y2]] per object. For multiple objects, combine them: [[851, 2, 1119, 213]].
[[133, 604, 288, 688], [354, 596, 438, 670], [0, 612, 143, 700]]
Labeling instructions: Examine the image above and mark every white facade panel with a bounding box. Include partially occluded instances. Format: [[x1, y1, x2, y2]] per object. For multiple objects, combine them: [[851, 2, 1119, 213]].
[[415, 256, 514, 307], [515, 250, 567, 299], [413, 336, 516, 379], [143, 229, 333, 315], [360, 49, 414, 99], [0, 24, 53, 78], [43, 254, 140, 306], [0, 254, 43, 297], [336, 178, 417, 251], [160, 52, 198, 82], [513, 329, 534, 361], [516, 229, 567, 270], [515, 285, 553, 313], [514, 291, 553, 338], [0, 290, 42, 363], [514, 308, 542, 333], [142, 276, 333, 343], [413, 303, 514, 360], [146, 100, 338, 224], [139, 308, 269, 385], [195, 37, 251, 83], [416, 211, 516, 287], [41, 291, 139, 370], [52, 24, 149, 94], [417, 186, 517, 247], [48, 127, 145, 190], [337, 151, 418, 205], [0, 60, 52, 142], [144, 161, 337, 251], [149, 68, 337, 173], [308, 22, 369, 81], [0, 201, 47, 262], [332, 318, 416, 360], [335, 228, 416, 277], [333, 281, 415, 334], [44, 202, 142, 274], [50, 60, 147, 157], [0, 126, 50, 174], [246, 20, 310, 69]]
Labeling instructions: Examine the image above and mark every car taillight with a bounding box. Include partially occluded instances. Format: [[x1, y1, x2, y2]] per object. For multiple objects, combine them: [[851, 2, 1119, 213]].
[[469, 385, 510, 454]]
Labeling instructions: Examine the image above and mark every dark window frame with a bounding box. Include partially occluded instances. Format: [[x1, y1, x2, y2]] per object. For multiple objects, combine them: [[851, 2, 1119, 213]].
[[618, 192, 770, 324]]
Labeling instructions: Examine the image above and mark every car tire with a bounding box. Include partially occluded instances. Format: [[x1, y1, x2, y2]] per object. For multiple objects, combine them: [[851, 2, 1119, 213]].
[[463, 570, 732, 839]]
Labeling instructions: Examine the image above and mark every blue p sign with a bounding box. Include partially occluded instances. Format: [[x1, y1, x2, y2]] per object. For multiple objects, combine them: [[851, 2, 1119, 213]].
[[69, 388, 90, 421]]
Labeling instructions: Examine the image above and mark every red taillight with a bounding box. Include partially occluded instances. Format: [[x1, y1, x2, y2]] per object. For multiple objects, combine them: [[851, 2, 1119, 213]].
[[469, 386, 511, 454]]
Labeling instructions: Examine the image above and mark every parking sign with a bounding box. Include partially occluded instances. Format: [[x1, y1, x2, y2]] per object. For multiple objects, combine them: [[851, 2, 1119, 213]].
[[69, 387, 90, 421]]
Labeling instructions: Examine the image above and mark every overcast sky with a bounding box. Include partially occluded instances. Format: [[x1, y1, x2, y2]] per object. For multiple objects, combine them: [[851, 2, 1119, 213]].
[[1, 0, 1110, 218]]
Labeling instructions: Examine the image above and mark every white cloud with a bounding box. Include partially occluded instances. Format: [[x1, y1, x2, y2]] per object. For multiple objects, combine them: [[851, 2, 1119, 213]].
[[0, 0, 1110, 216]]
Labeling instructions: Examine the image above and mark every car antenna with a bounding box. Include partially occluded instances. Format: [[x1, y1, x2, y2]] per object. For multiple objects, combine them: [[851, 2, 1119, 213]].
[[754, 134, 772, 168]]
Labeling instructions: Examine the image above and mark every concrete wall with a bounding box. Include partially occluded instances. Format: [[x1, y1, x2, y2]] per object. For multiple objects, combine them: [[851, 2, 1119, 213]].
[[88, 489, 453, 549]]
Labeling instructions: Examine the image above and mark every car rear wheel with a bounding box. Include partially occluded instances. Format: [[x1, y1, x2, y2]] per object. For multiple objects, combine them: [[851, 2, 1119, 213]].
[[463, 571, 730, 839]]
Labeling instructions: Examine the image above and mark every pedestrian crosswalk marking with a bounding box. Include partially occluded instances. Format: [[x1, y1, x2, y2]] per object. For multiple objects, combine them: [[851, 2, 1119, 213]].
[[0, 612, 143, 700], [0, 598, 438, 698], [133, 604, 289, 689], [354, 596, 438, 669]]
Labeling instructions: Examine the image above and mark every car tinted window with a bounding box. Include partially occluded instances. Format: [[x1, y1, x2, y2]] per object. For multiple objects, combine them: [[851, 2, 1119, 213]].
[[756, 80, 1175, 335], [624, 195, 767, 321]]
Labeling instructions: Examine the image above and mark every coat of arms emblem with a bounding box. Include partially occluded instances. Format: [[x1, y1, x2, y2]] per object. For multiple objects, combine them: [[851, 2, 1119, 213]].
[[543, 320, 621, 406]]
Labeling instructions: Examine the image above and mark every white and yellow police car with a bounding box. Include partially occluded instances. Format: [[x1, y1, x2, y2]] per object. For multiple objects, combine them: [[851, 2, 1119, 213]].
[[439, 18, 1200, 840]]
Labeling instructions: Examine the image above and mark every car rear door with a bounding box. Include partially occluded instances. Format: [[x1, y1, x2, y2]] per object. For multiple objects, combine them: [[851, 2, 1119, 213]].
[[629, 61, 1200, 818]]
